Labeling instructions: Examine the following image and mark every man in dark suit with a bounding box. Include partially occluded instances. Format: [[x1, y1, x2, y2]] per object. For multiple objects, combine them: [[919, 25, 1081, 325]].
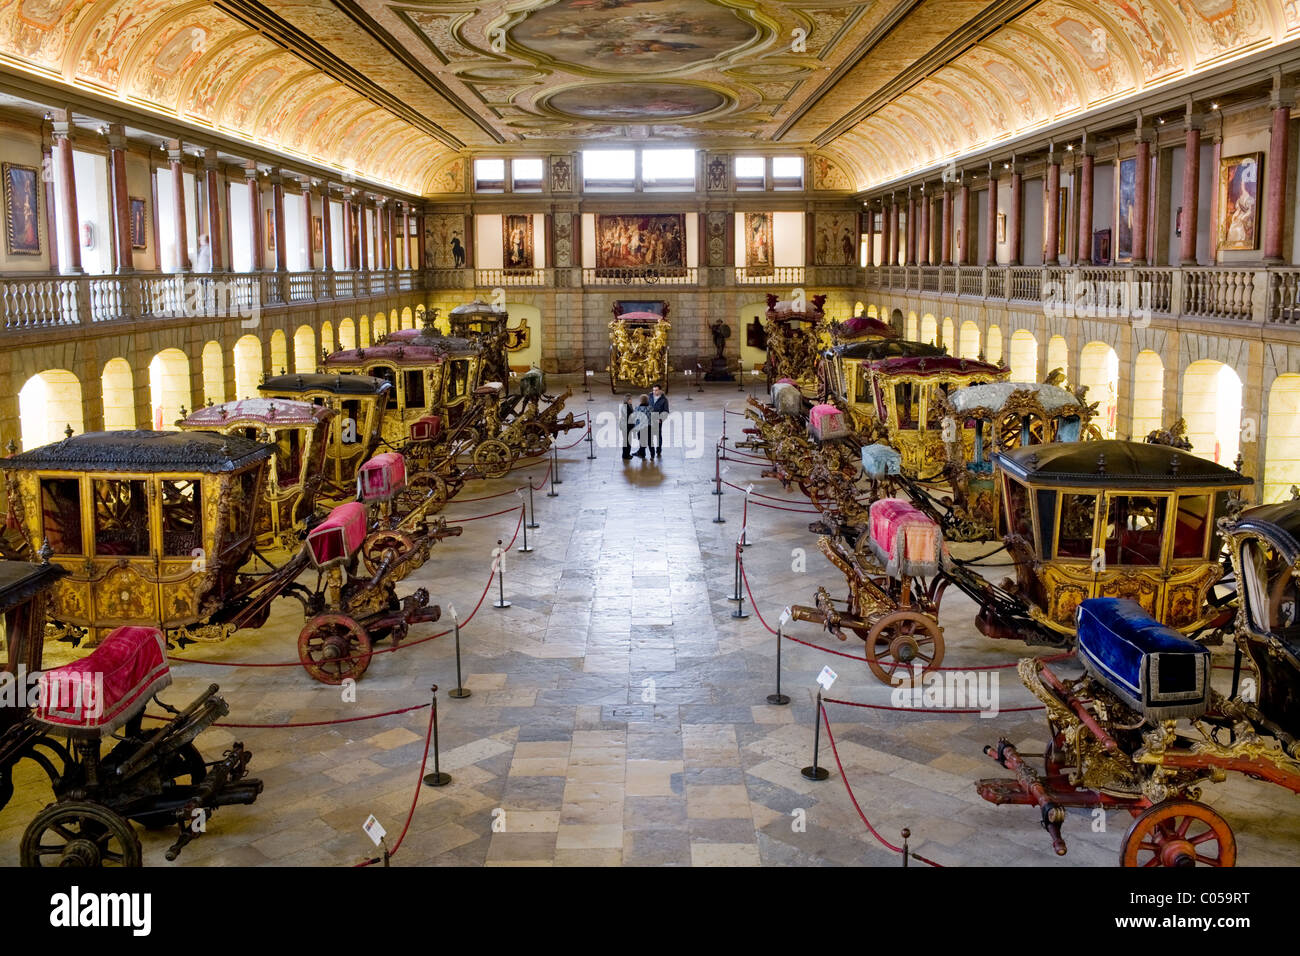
[[620, 394, 635, 459], [648, 384, 668, 459]]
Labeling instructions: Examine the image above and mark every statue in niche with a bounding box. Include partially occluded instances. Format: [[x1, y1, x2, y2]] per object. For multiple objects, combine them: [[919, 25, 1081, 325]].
[[705, 318, 734, 381]]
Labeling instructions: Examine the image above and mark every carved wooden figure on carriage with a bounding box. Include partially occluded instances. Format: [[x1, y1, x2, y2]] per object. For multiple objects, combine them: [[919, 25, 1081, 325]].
[[608, 301, 671, 392]]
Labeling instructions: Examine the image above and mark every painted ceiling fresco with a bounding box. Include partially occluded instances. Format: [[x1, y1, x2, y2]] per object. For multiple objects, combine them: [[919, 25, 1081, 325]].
[[0, 0, 1297, 194]]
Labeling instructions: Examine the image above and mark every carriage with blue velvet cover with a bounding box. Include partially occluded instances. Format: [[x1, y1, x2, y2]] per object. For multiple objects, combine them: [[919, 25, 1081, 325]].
[[975, 500, 1300, 866]]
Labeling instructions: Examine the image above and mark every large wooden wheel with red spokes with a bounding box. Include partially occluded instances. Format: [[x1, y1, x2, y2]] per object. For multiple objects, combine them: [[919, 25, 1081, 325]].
[[1120, 800, 1236, 867], [298, 613, 372, 685], [859, 609, 944, 686]]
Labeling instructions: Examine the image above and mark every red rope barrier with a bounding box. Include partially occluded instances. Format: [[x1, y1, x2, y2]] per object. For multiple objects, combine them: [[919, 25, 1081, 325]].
[[824, 695, 1044, 714], [143, 701, 432, 730], [819, 704, 944, 867], [722, 481, 820, 513], [356, 700, 437, 867]]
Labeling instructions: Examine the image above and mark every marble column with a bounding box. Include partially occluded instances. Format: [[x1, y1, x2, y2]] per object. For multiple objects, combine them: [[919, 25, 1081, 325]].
[[985, 166, 998, 266], [302, 182, 315, 272], [168, 141, 190, 271], [1265, 91, 1292, 264], [1180, 121, 1201, 266], [957, 181, 970, 265], [416, 208, 426, 270], [108, 125, 133, 273], [320, 185, 334, 272], [905, 188, 917, 266], [271, 173, 286, 272], [1008, 164, 1022, 266], [1133, 130, 1150, 266], [342, 194, 354, 270], [918, 189, 930, 265], [204, 149, 223, 271], [863, 208, 874, 267], [52, 113, 81, 274], [1045, 150, 1061, 266], [359, 198, 370, 271], [941, 185, 953, 266], [1077, 148, 1094, 265], [887, 198, 898, 266], [246, 164, 263, 272]]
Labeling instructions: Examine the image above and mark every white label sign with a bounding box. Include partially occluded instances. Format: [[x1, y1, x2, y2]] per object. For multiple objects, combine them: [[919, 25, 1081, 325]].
[[779, 606, 792, 627], [363, 814, 387, 847], [816, 666, 838, 691]]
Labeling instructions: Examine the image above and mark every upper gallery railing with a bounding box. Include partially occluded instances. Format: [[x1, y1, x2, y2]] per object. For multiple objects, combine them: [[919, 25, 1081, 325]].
[[862, 263, 1299, 325]]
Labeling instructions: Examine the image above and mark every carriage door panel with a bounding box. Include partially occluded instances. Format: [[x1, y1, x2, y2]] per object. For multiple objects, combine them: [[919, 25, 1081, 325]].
[[89, 477, 159, 626], [156, 478, 204, 626], [37, 475, 93, 627], [1094, 492, 1164, 617]]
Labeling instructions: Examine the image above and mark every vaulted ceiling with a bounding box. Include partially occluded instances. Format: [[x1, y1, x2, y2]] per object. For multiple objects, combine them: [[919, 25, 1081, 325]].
[[0, 0, 1296, 196]]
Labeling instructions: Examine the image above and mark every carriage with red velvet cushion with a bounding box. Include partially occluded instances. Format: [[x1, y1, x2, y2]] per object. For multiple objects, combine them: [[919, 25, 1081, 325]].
[[0, 557, 262, 866]]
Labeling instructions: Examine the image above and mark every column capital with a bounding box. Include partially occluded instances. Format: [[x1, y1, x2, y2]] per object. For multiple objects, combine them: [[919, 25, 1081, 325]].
[[203, 147, 220, 170], [268, 168, 284, 187], [106, 123, 128, 150], [51, 108, 75, 141], [243, 161, 260, 182], [166, 138, 185, 163]]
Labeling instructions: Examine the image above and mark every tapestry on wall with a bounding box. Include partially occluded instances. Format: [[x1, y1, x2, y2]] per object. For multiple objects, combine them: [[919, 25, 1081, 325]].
[[744, 212, 773, 275], [813, 212, 856, 266], [503, 214, 534, 270], [595, 214, 686, 270], [425, 213, 466, 268], [1117, 157, 1136, 260]]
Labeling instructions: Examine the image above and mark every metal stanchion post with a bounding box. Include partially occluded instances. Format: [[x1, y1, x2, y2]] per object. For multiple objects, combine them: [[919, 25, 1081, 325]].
[[516, 489, 533, 553], [901, 829, 911, 868], [767, 608, 791, 705], [713, 466, 727, 524], [546, 448, 559, 498], [740, 484, 752, 546], [585, 369, 593, 402], [731, 542, 749, 619], [801, 691, 830, 780], [422, 685, 452, 787], [527, 481, 539, 529], [685, 369, 693, 401], [586, 422, 596, 460], [552, 438, 563, 485], [493, 539, 511, 608], [712, 442, 723, 495], [449, 606, 470, 699]]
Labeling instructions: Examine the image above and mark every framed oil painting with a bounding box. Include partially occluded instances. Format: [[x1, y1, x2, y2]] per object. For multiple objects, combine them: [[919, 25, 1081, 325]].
[[503, 214, 534, 270], [3, 163, 40, 255], [595, 213, 686, 270], [1117, 157, 1136, 261], [312, 216, 323, 254], [744, 212, 773, 275], [1218, 152, 1261, 251], [996, 212, 1007, 244], [129, 196, 147, 251], [265, 208, 276, 253]]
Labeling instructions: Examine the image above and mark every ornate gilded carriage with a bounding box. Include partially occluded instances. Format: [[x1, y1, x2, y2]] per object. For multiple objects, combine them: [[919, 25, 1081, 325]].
[[762, 293, 826, 392], [972, 440, 1251, 642], [321, 341, 483, 450], [2, 431, 271, 645], [864, 355, 1009, 476], [178, 398, 334, 553], [258, 373, 391, 498], [817, 338, 945, 435], [608, 301, 670, 392]]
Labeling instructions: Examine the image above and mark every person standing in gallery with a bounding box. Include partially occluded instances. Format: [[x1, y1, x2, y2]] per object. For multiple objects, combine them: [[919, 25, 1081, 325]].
[[648, 383, 668, 460]]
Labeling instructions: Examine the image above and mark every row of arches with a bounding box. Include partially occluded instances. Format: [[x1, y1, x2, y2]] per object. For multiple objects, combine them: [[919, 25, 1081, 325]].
[[17, 305, 425, 451], [857, 301, 1290, 501]]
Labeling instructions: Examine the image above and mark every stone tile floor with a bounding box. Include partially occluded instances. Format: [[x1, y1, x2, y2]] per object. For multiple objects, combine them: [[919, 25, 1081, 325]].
[[2, 382, 1296, 867]]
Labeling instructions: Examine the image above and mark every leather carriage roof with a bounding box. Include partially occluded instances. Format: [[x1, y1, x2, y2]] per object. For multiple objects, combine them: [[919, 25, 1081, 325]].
[[1225, 501, 1300, 562], [4, 431, 273, 473], [181, 398, 333, 428], [0, 560, 65, 616], [259, 372, 392, 395], [996, 440, 1254, 488], [865, 355, 1006, 376], [825, 339, 945, 360]]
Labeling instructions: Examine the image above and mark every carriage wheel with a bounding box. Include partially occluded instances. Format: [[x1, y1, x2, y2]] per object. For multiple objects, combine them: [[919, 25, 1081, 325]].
[[21, 801, 141, 867], [474, 439, 512, 479], [1120, 800, 1236, 867], [521, 422, 551, 457], [362, 530, 416, 576], [298, 613, 373, 685], [861, 610, 944, 686]]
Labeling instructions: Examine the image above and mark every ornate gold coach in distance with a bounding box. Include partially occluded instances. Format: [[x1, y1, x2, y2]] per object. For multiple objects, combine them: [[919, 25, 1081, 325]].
[[257, 372, 391, 500], [178, 398, 334, 553], [993, 440, 1252, 639], [817, 338, 945, 434], [608, 301, 670, 392], [762, 293, 826, 393], [322, 340, 484, 450], [866, 355, 1009, 476], [2, 431, 272, 644]]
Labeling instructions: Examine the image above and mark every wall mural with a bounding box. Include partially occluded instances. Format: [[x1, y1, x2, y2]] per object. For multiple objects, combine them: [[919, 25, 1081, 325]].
[[1218, 152, 1261, 251], [813, 212, 857, 266], [596, 214, 686, 269], [426, 213, 466, 269], [504, 214, 534, 270], [544, 83, 728, 121], [744, 212, 773, 274]]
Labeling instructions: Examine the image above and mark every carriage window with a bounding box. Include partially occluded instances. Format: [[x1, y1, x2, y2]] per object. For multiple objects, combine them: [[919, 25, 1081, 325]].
[[894, 383, 919, 430], [1035, 490, 1056, 557], [1003, 478, 1033, 540], [93, 479, 149, 556], [340, 400, 361, 443], [161, 480, 202, 557], [371, 365, 396, 388], [404, 370, 426, 409], [1104, 495, 1168, 566], [276, 430, 302, 487], [1056, 493, 1097, 559], [226, 471, 257, 541], [448, 360, 471, 400], [40, 478, 83, 555], [1172, 494, 1211, 560]]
